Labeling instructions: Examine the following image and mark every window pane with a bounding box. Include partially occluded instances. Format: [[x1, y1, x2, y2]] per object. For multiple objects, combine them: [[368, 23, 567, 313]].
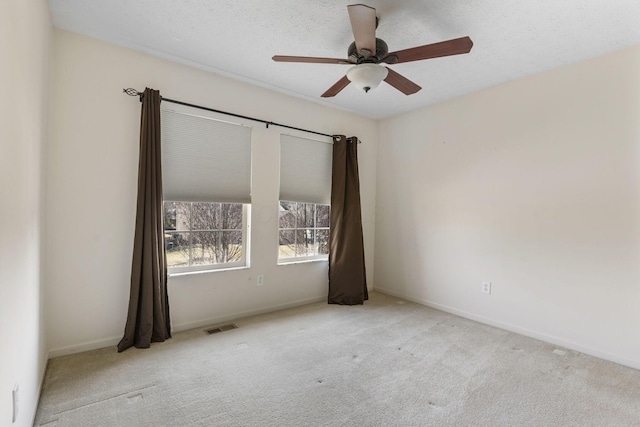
[[308, 229, 319, 255], [173, 202, 191, 231], [192, 202, 220, 231], [279, 201, 296, 228], [294, 203, 313, 228], [221, 230, 243, 262], [317, 229, 329, 255], [304, 203, 315, 227], [191, 231, 218, 265], [279, 230, 295, 258], [295, 229, 314, 256], [165, 232, 190, 267], [221, 203, 243, 230], [317, 205, 330, 227], [163, 202, 177, 230]]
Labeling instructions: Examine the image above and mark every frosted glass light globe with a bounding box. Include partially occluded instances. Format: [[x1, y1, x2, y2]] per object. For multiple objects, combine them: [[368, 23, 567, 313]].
[[346, 64, 388, 93]]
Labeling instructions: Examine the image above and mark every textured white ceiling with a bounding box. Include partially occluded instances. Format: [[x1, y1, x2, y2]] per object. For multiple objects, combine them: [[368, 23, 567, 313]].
[[49, 0, 640, 119]]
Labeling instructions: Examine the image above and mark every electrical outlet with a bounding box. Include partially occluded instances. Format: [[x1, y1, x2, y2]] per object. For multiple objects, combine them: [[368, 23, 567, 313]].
[[257, 275, 264, 286], [482, 282, 491, 294], [12, 383, 18, 423]]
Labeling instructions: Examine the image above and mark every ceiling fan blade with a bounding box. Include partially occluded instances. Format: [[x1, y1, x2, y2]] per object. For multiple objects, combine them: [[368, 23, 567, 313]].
[[272, 55, 351, 64], [321, 75, 351, 98], [384, 68, 422, 95], [385, 36, 473, 64], [347, 4, 377, 56]]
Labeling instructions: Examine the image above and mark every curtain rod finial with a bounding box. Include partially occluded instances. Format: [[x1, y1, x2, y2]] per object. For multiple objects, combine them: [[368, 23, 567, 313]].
[[123, 88, 144, 101]]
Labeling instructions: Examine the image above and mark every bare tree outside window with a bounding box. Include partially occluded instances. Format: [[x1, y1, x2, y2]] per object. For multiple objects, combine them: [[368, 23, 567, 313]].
[[164, 202, 245, 268]]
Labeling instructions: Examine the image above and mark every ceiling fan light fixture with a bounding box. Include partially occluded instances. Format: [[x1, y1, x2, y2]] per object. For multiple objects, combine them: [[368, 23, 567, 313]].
[[346, 64, 388, 93]]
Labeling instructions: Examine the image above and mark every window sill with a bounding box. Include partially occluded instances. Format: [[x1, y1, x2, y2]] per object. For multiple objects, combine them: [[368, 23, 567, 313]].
[[277, 258, 328, 266], [168, 265, 249, 278]]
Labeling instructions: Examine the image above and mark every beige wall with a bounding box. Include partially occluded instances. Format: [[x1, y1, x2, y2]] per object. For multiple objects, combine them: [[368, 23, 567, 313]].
[[0, 1, 51, 425], [47, 29, 378, 356], [375, 45, 640, 369]]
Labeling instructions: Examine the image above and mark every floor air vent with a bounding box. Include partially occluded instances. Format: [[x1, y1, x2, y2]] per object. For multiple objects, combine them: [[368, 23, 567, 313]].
[[205, 323, 238, 335]]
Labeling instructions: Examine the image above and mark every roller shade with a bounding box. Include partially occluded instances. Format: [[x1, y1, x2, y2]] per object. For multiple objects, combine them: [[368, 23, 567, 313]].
[[279, 134, 332, 204], [161, 110, 252, 203]]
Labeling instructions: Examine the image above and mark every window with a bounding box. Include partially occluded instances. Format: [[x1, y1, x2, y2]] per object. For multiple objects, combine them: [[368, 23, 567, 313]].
[[278, 201, 330, 260], [164, 202, 247, 270], [279, 134, 332, 262], [161, 109, 252, 272]]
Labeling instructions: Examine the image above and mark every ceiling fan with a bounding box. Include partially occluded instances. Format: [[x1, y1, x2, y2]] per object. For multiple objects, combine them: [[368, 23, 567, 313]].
[[272, 4, 473, 98]]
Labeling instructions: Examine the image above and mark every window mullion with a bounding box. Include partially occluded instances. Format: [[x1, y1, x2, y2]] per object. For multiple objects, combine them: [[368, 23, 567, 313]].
[[313, 205, 318, 256], [292, 203, 297, 257], [218, 203, 222, 264], [188, 202, 193, 266]]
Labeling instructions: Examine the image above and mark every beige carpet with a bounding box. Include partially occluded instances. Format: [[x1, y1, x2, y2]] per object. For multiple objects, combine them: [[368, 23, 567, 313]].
[[35, 292, 640, 426]]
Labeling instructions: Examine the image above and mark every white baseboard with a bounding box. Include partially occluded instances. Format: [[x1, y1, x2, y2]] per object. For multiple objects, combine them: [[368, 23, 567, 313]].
[[374, 286, 640, 371], [172, 295, 326, 332], [32, 351, 50, 425], [48, 335, 121, 359], [47, 295, 326, 359]]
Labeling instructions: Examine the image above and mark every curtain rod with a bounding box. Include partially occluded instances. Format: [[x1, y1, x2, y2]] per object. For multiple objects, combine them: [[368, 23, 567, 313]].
[[123, 88, 360, 143]]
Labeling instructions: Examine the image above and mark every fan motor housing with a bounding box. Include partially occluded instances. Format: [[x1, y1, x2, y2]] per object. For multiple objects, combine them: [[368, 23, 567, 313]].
[[348, 38, 389, 63]]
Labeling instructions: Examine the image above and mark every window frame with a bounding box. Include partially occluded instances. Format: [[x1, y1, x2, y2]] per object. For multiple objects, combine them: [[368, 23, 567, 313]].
[[277, 200, 330, 264], [164, 201, 250, 275], [160, 104, 255, 276]]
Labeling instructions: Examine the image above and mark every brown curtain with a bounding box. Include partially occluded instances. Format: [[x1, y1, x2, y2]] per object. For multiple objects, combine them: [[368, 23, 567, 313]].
[[328, 135, 368, 305], [118, 88, 171, 352]]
